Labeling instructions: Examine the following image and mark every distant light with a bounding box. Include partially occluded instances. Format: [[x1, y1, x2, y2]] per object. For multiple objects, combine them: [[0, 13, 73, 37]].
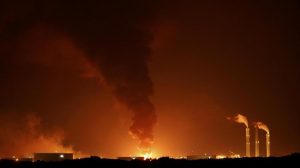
[[15, 158, 19, 162], [60, 154, 64, 158], [216, 155, 226, 159], [143, 153, 152, 160], [230, 154, 240, 158]]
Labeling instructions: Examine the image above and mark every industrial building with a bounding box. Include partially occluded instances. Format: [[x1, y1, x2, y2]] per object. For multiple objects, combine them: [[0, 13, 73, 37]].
[[33, 153, 73, 161], [186, 155, 216, 160], [117, 157, 144, 161]]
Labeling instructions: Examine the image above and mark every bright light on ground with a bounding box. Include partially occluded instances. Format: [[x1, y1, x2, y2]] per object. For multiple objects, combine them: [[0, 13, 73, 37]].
[[216, 155, 226, 159], [143, 153, 152, 160]]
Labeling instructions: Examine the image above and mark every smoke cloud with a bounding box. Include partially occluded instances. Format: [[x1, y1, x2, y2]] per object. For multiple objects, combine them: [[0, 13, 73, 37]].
[[0, 113, 73, 157], [227, 114, 249, 127], [255, 122, 269, 134], [0, 0, 161, 155]]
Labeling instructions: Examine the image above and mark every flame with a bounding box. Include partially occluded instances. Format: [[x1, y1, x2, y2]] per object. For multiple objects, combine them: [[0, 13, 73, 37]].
[[255, 122, 269, 134], [142, 152, 152, 160], [228, 114, 249, 127]]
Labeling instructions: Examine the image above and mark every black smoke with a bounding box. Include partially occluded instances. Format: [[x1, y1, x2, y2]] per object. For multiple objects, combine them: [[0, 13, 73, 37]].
[[0, 0, 160, 155]]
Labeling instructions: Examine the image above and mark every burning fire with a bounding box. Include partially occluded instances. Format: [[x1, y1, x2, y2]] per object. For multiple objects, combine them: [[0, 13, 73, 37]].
[[142, 152, 152, 160]]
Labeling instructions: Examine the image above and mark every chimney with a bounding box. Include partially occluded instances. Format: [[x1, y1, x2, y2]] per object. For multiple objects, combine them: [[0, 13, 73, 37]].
[[246, 127, 250, 157], [266, 133, 270, 157], [255, 126, 259, 157]]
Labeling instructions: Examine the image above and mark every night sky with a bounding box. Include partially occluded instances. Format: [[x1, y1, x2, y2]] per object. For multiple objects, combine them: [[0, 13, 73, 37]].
[[0, 0, 300, 158]]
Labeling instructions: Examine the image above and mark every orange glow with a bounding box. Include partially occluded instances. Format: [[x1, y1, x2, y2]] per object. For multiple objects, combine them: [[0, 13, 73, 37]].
[[142, 152, 152, 160]]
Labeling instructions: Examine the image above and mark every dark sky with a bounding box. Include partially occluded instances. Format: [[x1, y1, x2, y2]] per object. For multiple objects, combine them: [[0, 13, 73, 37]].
[[0, 0, 300, 158]]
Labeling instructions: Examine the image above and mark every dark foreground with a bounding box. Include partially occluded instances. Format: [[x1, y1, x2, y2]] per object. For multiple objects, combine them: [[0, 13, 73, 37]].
[[1, 154, 299, 168]]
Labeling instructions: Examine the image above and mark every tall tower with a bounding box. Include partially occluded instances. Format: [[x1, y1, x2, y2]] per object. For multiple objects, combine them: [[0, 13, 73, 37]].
[[266, 133, 270, 157], [246, 127, 250, 157], [255, 126, 260, 157]]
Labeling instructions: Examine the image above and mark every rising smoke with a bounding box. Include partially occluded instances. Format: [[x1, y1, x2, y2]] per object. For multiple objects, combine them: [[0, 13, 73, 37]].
[[227, 114, 249, 127], [0, 113, 73, 157], [255, 122, 269, 134], [0, 0, 162, 155]]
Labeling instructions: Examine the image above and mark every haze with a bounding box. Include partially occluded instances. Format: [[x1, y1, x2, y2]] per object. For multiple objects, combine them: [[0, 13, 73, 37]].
[[0, 0, 299, 158]]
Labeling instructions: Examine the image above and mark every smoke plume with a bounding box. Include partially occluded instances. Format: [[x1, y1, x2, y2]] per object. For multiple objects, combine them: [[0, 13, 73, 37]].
[[227, 114, 249, 127], [0, 113, 73, 157], [255, 122, 269, 134], [0, 0, 159, 154]]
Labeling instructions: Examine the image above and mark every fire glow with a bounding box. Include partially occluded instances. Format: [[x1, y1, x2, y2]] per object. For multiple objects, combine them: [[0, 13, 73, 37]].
[[142, 152, 152, 160]]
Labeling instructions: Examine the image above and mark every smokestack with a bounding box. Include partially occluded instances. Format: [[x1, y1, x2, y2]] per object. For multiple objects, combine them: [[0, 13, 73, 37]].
[[255, 126, 259, 157], [246, 127, 250, 157], [255, 122, 270, 157], [227, 114, 250, 157], [266, 133, 270, 157]]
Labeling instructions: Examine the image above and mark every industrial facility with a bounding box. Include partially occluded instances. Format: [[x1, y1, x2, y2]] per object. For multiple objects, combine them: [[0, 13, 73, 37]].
[[229, 114, 271, 158], [186, 155, 215, 160], [117, 157, 144, 161], [33, 153, 73, 161], [255, 121, 271, 157]]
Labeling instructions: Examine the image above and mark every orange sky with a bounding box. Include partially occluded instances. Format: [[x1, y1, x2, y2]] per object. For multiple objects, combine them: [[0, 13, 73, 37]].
[[0, 0, 300, 158]]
